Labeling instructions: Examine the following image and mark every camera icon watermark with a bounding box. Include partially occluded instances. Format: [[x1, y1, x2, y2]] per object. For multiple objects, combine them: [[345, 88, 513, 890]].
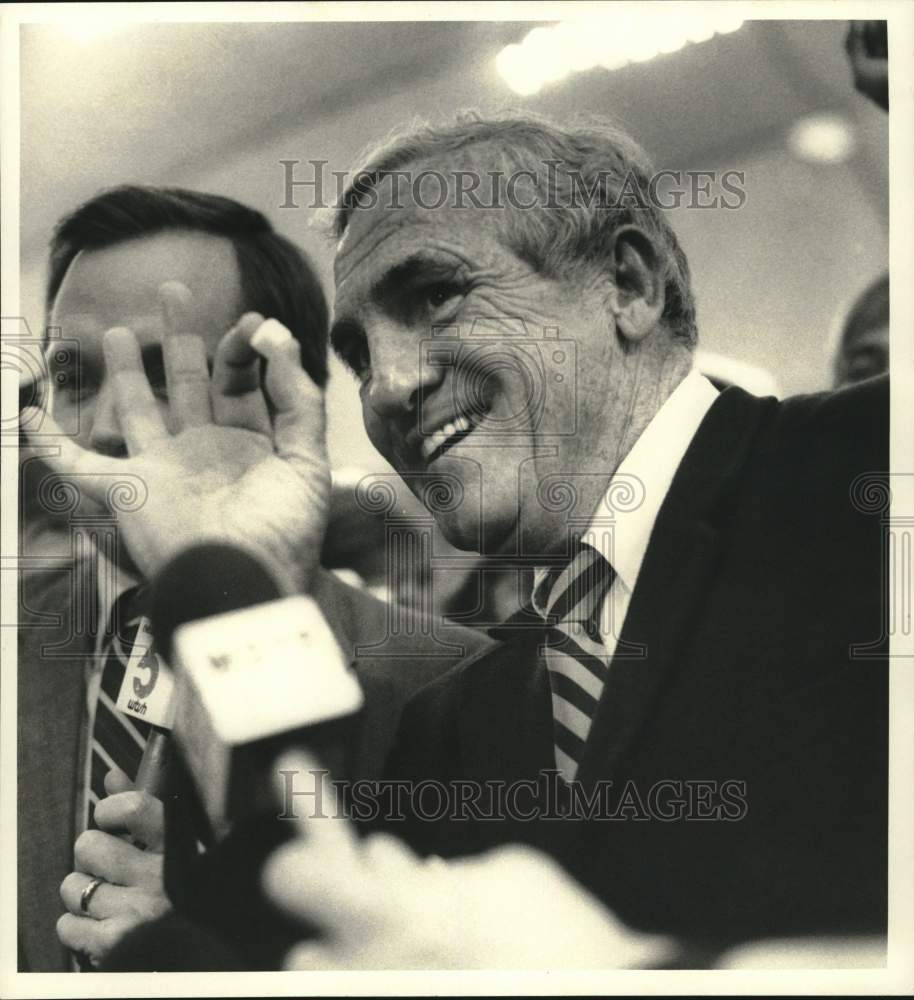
[[419, 318, 577, 442], [2, 317, 79, 437]]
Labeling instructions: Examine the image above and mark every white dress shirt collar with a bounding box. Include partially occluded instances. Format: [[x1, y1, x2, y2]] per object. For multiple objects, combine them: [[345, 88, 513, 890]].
[[535, 368, 719, 601]]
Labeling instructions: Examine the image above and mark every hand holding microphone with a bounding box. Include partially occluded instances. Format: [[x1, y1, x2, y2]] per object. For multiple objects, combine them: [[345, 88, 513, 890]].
[[57, 770, 171, 968], [97, 542, 364, 971], [56, 534, 351, 971], [57, 606, 177, 968]]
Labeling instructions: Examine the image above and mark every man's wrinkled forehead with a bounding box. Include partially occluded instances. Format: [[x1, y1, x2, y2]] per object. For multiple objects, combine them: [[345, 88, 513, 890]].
[[333, 179, 433, 285], [334, 146, 526, 286]]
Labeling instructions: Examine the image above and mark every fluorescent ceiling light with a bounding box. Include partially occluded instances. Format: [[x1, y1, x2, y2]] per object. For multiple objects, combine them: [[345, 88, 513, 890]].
[[496, 14, 745, 96], [788, 114, 856, 164]]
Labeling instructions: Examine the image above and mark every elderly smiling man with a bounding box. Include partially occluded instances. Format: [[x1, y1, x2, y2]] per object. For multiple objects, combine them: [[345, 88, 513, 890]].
[[35, 111, 888, 965], [326, 111, 888, 948]]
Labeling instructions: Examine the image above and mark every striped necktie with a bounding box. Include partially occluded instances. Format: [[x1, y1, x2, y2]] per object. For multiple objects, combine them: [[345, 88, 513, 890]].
[[87, 587, 151, 827], [534, 542, 616, 782]]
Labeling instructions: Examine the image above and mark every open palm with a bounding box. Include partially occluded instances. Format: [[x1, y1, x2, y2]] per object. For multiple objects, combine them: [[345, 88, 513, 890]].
[[30, 294, 330, 592], [118, 423, 329, 589]]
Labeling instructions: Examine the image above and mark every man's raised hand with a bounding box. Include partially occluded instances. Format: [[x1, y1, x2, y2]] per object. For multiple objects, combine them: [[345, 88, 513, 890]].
[[25, 282, 330, 592]]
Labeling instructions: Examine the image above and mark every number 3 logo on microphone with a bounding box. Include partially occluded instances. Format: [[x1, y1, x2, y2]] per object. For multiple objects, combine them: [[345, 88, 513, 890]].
[[132, 647, 160, 699], [116, 616, 177, 729]]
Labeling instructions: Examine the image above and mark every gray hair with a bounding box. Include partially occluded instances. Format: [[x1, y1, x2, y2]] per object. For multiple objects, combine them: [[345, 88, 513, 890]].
[[334, 110, 697, 347]]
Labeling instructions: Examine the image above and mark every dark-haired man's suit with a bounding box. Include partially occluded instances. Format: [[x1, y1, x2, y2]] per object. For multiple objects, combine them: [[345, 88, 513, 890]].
[[18, 564, 485, 971], [386, 375, 889, 947]]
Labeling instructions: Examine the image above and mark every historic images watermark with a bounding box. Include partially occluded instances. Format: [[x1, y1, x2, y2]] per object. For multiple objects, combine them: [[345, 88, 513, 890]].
[[279, 160, 748, 212], [277, 768, 749, 823]]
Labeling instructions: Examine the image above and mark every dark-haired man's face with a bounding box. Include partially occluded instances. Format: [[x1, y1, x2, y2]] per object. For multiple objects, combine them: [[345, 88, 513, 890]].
[[47, 231, 244, 458], [332, 163, 639, 558]]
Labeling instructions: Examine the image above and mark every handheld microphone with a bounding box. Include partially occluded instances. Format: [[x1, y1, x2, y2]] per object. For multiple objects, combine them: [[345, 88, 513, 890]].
[[152, 542, 362, 838], [148, 542, 364, 969]]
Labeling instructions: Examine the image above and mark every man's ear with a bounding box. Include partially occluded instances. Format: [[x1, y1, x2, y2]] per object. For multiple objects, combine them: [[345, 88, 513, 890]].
[[606, 225, 666, 345]]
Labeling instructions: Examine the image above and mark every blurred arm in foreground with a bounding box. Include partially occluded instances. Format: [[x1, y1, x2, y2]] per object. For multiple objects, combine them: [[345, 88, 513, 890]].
[[261, 752, 674, 971]]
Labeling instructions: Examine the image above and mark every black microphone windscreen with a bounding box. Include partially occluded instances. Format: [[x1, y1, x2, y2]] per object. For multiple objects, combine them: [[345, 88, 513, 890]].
[[150, 543, 284, 663]]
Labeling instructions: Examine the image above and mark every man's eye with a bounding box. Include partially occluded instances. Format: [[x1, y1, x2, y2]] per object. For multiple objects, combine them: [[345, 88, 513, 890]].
[[425, 282, 463, 315]]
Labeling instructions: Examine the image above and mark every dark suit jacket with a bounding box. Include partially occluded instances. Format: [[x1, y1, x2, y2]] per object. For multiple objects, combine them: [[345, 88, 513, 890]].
[[17, 564, 486, 971], [385, 377, 889, 947]]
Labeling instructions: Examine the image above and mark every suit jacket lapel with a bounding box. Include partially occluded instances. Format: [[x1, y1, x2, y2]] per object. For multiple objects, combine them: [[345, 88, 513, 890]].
[[457, 633, 555, 781], [309, 568, 360, 658], [576, 516, 720, 785], [18, 565, 92, 971], [576, 388, 772, 787]]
